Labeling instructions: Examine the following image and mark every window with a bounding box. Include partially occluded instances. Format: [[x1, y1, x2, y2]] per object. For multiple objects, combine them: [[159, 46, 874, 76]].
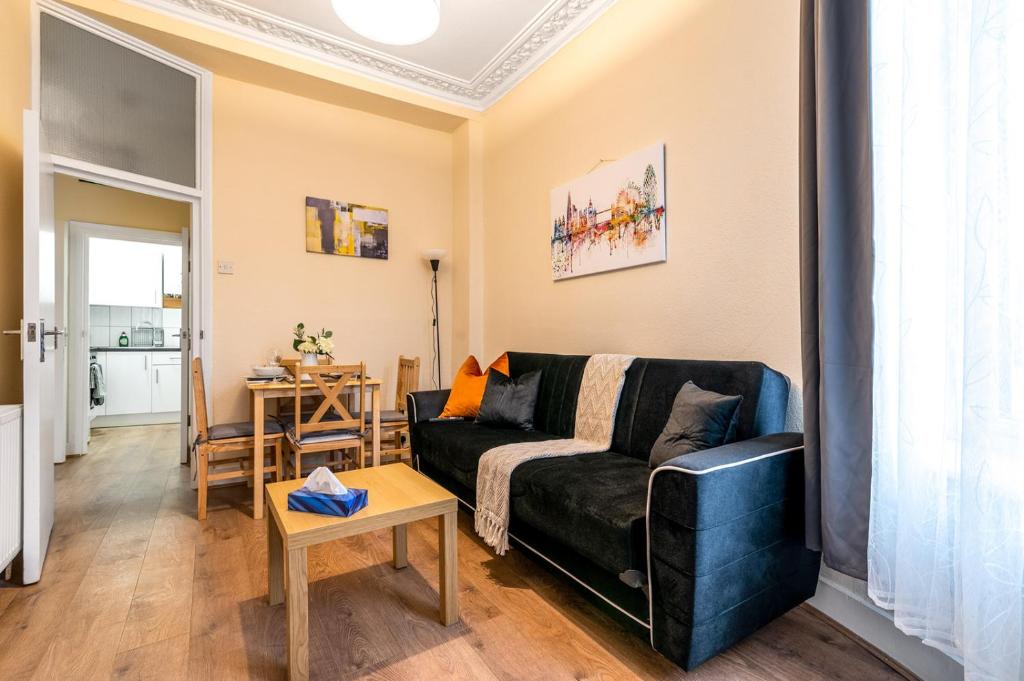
[[868, 1, 1024, 678]]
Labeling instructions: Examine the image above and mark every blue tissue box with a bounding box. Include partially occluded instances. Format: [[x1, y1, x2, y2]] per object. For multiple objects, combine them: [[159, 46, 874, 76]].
[[287, 487, 368, 517]]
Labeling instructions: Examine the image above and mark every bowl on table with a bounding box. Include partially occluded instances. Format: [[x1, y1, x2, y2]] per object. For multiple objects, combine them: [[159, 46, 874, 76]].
[[252, 365, 286, 378]]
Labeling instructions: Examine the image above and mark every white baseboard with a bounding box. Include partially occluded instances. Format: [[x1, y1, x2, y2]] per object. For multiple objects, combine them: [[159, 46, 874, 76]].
[[808, 567, 964, 681], [92, 412, 181, 427]]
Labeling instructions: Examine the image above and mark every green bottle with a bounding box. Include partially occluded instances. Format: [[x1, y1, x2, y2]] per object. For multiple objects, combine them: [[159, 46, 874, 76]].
[[118, 332, 129, 347]]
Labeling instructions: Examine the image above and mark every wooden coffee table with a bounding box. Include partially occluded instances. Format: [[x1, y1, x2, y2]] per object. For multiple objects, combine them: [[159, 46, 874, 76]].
[[265, 464, 459, 681]]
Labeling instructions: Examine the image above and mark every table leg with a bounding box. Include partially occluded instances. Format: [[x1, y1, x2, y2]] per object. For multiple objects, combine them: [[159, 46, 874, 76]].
[[253, 394, 265, 520], [371, 385, 381, 468], [268, 511, 284, 605], [393, 524, 408, 569], [439, 511, 458, 626], [286, 546, 309, 681]]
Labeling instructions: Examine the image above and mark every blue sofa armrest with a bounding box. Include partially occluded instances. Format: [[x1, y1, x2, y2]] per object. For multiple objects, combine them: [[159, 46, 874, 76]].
[[647, 432, 820, 669], [406, 389, 451, 425]]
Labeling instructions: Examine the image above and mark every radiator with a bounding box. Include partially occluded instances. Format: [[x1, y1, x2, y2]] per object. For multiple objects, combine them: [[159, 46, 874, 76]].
[[0, 405, 22, 570]]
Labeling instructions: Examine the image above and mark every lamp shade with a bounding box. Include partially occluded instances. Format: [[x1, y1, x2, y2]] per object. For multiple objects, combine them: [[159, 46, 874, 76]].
[[332, 0, 440, 46], [422, 249, 447, 263]]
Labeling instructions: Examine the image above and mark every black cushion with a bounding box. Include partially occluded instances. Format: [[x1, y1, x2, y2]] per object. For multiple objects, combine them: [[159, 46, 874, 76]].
[[648, 381, 743, 468], [413, 420, 560, 491], [510, 452, 651, 576], [207, 419, 283, 441], [476, 369, 542, 429]]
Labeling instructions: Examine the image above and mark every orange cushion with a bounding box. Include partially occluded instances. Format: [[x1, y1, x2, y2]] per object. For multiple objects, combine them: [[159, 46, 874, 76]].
[[440, 353, 510, 418], [490, 352, 509, 377]]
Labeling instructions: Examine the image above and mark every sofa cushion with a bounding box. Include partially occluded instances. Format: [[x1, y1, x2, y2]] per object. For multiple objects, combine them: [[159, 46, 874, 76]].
[[510, 452, 651, 576], [507, 352, 589, 437], [611, 358, 790, 461], [476, 369, 542, 430], [648, 381, 743, 467], [440, 354, 511, 419], [413, 420, 560, 491]]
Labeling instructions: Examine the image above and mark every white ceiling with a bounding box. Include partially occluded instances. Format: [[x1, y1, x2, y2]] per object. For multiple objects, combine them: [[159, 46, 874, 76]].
[[240, 0, 550, 82], [133, 0, 618, 109]]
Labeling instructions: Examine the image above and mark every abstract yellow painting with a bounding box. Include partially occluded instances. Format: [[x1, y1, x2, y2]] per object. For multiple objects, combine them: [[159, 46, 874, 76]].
[[305, 196, 389, 260]]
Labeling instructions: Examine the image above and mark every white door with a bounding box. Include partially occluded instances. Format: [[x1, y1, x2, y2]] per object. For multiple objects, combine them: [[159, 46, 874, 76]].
[[104, 352, 152, 415], [18, 110, 57, 584], [179, 227, 190, 464]]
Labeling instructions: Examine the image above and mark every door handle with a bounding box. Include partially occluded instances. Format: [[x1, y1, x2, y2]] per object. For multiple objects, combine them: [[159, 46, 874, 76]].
[[3, 321, 24, 361], [42, 326, 65, 349]]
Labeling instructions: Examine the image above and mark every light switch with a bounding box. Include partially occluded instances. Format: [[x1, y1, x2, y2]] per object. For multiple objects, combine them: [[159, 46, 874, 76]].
[[217, 260, 234, 275]]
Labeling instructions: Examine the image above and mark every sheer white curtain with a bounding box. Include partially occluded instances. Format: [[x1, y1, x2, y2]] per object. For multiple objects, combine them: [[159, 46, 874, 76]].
[[869, 1, 1024, 679]]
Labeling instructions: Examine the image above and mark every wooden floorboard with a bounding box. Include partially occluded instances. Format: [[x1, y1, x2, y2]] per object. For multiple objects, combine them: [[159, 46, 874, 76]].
[[0, 424, 905, 680]]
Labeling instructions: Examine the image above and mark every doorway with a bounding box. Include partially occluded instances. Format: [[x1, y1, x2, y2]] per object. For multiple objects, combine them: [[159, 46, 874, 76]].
[[65, 203, 191, 457], [11, 0, 212, 585], [38, 0, 214, 468]]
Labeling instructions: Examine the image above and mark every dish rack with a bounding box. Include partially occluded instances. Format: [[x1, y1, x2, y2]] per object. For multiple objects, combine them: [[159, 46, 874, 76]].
[[131, 325, 165, 347]]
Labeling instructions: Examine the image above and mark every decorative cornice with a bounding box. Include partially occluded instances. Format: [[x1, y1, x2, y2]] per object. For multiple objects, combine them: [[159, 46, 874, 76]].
[[123, 0, 617, 109]]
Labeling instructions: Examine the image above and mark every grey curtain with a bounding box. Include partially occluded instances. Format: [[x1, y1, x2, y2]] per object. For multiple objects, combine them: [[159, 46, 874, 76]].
[[799, 0, 874, 580]]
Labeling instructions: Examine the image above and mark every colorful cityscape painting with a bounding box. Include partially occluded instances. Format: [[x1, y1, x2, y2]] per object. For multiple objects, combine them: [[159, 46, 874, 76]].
[[550, 142, 666, 280], [305, 196, 389, 260]]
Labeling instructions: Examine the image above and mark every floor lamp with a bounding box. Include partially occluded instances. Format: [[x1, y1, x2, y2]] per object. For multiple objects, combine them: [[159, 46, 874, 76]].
[[423, 249, 446, 388]]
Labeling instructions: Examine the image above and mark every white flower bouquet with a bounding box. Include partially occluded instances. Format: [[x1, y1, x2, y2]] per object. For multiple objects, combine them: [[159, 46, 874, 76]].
[[292, 323, 334, 358]]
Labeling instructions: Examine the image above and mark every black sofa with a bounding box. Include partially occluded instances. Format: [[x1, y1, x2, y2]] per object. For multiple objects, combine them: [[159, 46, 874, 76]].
[[406, 352, 820, 669]]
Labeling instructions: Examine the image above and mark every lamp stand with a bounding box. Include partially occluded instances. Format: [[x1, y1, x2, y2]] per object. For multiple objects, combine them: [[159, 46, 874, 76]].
[[430, 258, 441, 388]]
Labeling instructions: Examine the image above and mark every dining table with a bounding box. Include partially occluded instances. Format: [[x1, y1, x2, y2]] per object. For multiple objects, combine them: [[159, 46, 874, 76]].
[[244, 373, 384, 520]]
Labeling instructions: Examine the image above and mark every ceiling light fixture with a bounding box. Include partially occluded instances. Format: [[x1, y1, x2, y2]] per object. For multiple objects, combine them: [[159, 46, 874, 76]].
[[331, 0, 440, 46]]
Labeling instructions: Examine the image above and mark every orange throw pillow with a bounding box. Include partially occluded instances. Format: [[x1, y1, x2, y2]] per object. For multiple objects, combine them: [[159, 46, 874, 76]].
[[440, 353, 510, 418], [490, 352, 510, 377]]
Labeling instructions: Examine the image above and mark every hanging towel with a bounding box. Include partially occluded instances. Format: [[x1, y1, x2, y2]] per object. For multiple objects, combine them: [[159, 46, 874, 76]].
[[90, 360, 106, 407], [474, 353, 635, 555]]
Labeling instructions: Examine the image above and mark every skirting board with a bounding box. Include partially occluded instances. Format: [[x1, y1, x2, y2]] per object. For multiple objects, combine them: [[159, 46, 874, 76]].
[[808, 569, 964, 681], [91, 412, 181, 428]]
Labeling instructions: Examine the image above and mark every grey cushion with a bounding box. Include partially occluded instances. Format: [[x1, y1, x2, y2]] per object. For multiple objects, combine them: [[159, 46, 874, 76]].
[[358, 409, 407, 424], [648, 381, 743, 468], [207, 419, 283, 441], [286, 423, 364, 445]]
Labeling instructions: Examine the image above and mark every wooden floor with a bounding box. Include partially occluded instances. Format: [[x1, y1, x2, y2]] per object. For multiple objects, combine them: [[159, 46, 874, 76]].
[[0, 424, 904, 681]]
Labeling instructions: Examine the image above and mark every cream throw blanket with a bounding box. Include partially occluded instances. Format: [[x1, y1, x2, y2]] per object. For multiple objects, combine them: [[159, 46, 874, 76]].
[[474, 354, 636, 555]]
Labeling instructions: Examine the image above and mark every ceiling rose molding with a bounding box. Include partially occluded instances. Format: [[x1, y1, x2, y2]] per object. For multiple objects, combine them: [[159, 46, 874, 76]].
[[122, 0, 617, 110]]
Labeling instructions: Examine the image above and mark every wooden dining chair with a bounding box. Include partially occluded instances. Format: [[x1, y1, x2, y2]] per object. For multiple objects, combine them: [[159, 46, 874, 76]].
[[282, 360, 366, 478], [366, 355, 419, 465], [192, 357, 284, 520]]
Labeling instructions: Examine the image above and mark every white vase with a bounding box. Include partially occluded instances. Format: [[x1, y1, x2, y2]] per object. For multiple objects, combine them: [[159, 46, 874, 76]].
[[301, 352, 319, 366]]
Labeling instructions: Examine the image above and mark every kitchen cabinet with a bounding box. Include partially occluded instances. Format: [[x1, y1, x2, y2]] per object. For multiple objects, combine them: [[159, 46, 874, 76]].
[[161, 246, 183, 296], [104, 352, 152, 415], [151, 353, 181, 413], [89, 239, 164, 308]]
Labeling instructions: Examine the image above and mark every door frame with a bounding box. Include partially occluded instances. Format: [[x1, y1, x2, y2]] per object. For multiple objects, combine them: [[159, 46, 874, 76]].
[[67, 222, 186, 455], [35, 0, 214, 467]]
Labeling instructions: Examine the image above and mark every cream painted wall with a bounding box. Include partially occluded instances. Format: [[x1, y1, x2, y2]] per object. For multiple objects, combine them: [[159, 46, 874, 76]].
[[54, 174, 190, 234], [211, 76, 452, 422], [480, 0, 802, 383], [0, 0, 31, 404], [450, 119, 485, 365]]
